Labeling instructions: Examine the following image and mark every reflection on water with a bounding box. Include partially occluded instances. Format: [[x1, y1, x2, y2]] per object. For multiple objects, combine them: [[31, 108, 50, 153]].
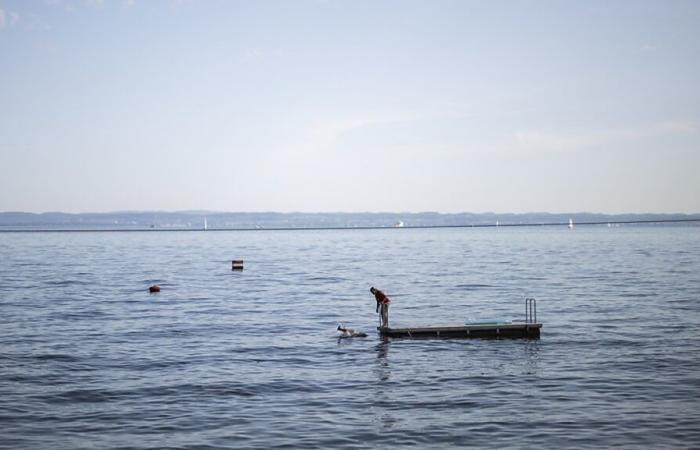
[[372, 337, 396, 431], [374, 338, 391, 382], [522, 340, 542, 376]]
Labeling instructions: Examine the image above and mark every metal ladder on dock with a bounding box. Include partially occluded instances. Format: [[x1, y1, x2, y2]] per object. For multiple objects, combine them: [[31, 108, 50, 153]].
[[525, 298, 537, 323]]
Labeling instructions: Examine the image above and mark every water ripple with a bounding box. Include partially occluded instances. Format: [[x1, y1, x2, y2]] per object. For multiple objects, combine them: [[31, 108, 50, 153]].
[[0, 227, 699, 449]]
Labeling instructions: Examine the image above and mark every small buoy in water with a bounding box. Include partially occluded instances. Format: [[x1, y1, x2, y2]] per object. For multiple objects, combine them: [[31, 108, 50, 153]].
[[232, 260, 244, 271], [148, 285, 161, 293]]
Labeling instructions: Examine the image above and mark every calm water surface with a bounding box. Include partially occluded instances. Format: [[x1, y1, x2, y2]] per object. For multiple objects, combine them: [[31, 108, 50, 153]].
[[1, 227, 699, 449]]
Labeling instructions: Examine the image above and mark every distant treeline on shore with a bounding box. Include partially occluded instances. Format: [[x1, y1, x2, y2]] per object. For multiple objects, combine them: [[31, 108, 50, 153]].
[[1, 211, 699, 231]]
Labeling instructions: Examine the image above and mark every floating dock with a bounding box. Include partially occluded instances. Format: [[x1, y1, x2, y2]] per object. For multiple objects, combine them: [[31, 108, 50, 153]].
[[377, 322, 541, 339], [377, 298, 541, 339]]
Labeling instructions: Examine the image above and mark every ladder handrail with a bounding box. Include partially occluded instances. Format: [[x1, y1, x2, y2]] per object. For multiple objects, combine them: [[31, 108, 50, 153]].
[[525, 298, 537, 323]]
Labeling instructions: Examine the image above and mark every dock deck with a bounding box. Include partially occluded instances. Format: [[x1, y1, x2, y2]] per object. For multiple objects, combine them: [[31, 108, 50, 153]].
[[378, 322, 542, 339]]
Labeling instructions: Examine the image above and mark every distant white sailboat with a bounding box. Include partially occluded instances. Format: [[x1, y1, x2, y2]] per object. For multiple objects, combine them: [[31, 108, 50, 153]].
[[394, 220, 404, 228], [204, 217, 208, 231], [568, 218, 574, 229]]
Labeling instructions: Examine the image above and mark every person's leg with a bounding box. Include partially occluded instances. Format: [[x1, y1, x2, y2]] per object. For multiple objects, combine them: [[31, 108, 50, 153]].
[[381, 303, 389, 327]]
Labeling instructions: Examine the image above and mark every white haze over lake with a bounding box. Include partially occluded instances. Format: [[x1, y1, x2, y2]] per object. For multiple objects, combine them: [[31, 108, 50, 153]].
[[0, 0, 699, 214]]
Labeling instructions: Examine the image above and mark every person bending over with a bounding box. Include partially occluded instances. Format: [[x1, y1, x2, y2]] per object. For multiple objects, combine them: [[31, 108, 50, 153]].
[[370, 286, 391, 328]]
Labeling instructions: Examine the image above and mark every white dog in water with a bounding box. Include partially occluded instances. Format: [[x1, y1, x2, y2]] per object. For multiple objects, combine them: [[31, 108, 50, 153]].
[[337, 324, 367, 338]]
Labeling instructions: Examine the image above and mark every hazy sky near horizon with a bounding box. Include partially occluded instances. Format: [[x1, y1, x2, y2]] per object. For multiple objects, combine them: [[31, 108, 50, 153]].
[[1, 0, 699, 214]]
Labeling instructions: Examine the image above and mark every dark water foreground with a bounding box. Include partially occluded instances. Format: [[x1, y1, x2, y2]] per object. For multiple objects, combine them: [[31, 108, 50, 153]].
[[1, 227, 699, 449]]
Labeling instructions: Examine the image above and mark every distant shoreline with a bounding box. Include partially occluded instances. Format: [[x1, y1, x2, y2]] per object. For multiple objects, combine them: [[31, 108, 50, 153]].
[[2, 211, 699, 232], [1, 218, 698, 233]]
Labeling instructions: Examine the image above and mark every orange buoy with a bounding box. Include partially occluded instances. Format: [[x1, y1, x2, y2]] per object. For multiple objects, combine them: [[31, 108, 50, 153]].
[[148, 285, 161, 293]]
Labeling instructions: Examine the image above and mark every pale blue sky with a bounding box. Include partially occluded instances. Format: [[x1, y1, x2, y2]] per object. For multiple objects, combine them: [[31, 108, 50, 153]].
[[1, 0, 699, 213]]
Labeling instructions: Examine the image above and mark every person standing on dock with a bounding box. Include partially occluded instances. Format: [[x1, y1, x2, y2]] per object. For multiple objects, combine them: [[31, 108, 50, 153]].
[[371, 287, 391, 328]]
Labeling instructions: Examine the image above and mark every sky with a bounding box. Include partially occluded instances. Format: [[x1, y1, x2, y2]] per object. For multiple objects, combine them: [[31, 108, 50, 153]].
[[0, 0, 699, 214]]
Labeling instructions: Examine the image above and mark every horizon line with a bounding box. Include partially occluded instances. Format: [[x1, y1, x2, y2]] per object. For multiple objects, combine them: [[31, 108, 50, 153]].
[[2, 210, 700, 216], [1, 218, 699, 234]]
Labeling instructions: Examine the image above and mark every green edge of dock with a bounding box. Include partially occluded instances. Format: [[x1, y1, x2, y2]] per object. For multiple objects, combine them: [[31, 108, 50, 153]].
[[377, 322, 542, 339]]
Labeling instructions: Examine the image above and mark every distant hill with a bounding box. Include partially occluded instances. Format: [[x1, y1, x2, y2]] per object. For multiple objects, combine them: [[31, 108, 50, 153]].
[[0, 211, 698, 230]]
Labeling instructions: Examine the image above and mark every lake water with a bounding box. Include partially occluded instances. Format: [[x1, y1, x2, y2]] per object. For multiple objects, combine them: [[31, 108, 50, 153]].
[[1, 226, 699, 449]]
